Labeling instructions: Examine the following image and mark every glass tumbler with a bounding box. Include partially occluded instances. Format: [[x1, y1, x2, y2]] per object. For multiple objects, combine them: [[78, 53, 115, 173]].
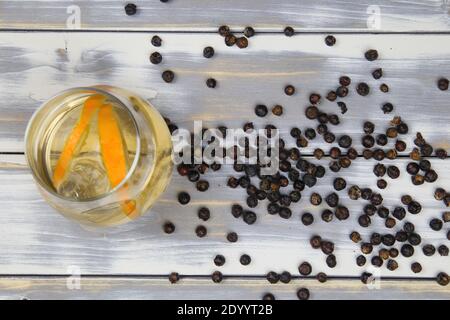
[[25, 85, 173, 227]]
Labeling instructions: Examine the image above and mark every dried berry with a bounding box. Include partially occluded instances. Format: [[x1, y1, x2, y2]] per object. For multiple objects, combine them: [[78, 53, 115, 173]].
[[284, 26, 295, 37], [162, 70, 175, 83], [437, 77, 449, 91], [297, 288, 310, 300], [298, 262, 312, 276], [284, 85, 295, 96], [124, 3, 137, 15], [365, 49, 379, 61], [356, 82, 370, 96]]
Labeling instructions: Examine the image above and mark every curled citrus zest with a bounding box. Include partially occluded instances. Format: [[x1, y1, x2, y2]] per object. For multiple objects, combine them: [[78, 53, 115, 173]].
[[52, 94, 104, 189], [98, 104, 135, 217]]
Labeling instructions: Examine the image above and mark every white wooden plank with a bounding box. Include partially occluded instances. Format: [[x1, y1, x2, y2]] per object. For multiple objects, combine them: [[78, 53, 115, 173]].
[[0, 277, 448, 300], [0, 154, 448, 277], [0, 32, 449, 153], [0, 1, 449, 32]]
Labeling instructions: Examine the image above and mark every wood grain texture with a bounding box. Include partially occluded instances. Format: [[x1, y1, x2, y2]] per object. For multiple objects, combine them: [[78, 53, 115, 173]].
[[0, 277, 448, 300], [0, 1, 449, 32], [0, 32, 449, 153], [0, 154, 448, 277]]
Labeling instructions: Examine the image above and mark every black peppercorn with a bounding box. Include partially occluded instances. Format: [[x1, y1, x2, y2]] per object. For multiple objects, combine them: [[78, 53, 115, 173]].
[[387, 259, 398, 271], [284, 85, 295, 96], [376, 134, 388, 146], [392, 207, 406, 221], [389, 248, 399, 258], [195, 225, 207, 238], [243, 211, 257, 225], [218, 25, 230, 37], [321, 241, 335, 255], [437, 77, 449, 91], [408, 232, 421, 246], [377, 179, 387, 189], [363, 121, 375, 134], [151, 35, 162, 47], [236, 37, 248, 49], [422, 244, 436, 256], [226, 232, 238, 243], [362, 135, 375, 148], [372, 68, 383, 79], [198, 207, 210, 221], [162, 70, 175, 83], [348, 185, 361, 200], [383, 234, 396, 246], [438, 245, 449, 256], [371, 256, 383, 268], [262, 293, 275, 300], [239, 254, 251, 266], [299, 262, 312, 276], [356, 82, 370, 96], [326, 254, 337, 268], [350, 231, 362, 243], [396, 231, 408, 242], [321, 209, 334, 222], [224, 34, 236, 46], [333, 177, 346, 191], [387, 165, 400, 179], [254, 104, 268, 117], [380, 83, 389, 93], [214, 254, 225, 266], [336, 86, 349, 98], [377, 206, 389, 218], [150, 52, 162, 65], [435, 148, 448, 159], [325, 192, 339, 207], [266, 271, 279, 284], [365, 49, 378, 61], [338, 135, 352, 148], [297, 288, 310, 300], [163, 221, 175, 234], [169, 272, 179, 283], [325, 35, 336, 46], [310, 193, 322, 206], [124, 3, 137, 15], [244, 26, 255, 38], [271, 104, 283, 116], [361, 189, 373, 201], [371, 233, 382, 245], [316, 272, 327, 283], [212, 271, 223, 283], [231, 204, 243, 218], [411, 262, 422, 273], [335, 206, 349, 220], [310, 235, 322, 249], [430, 218, 443, 231], [301, 212, 314, 226], [178, 192, 190, 205], [424, 170, 438, 183], [203, 46, 215, 59], [284, 26, 295, 36], [339, 76, 351, 86], [206, 78, 217, 88], [373, 163, 386, 177], [361, 242, 373, 255], [370, 193, 384, 206], [436, 272, 449, 286], [337, 101, 348, 114], [279, 207, 292, 219], [401, 244, 414, 257], [356, 255, 366, 266], [381, 102, 393, 114], [280, 271, 292, 284], [358, 214, 371, 227], [305, 128, 316, 140], [323, 132, 336, 144], [196, 180, 209, 192]]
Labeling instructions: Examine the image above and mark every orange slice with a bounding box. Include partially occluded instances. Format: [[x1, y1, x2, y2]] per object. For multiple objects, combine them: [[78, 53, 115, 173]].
[[52, 94, 104, 189]]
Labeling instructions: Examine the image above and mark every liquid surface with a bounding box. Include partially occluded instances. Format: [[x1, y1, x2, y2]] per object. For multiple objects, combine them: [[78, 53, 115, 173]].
[[43, 94, 138, 200]]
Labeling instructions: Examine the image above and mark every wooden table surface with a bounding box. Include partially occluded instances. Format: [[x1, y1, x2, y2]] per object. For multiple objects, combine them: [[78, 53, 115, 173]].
[[0, 1, 449, 300]]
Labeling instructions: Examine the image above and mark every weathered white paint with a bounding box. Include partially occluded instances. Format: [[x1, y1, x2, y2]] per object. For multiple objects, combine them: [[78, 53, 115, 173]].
[[0, 155, 448, 277], [0, 277, 448, 300], [0, 1, 449, 32], [0, 32, 449, 153]]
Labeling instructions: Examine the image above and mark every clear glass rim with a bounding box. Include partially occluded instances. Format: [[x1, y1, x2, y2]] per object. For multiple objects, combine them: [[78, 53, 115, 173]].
[[24, 86, 143, 203]]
